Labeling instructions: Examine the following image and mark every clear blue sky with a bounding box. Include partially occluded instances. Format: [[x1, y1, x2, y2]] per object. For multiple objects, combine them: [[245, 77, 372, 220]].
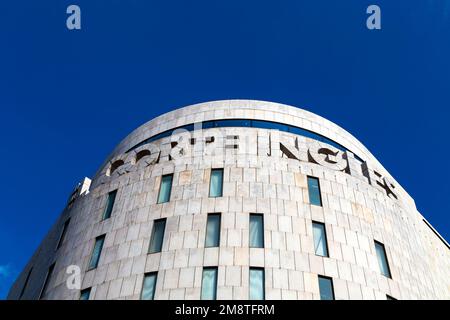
[[1, 1, 449, 298]]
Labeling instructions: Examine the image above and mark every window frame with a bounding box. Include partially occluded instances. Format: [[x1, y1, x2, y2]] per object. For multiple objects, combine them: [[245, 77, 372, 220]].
[[374, 240, 392, 278], [88, 234, 106, 270], [56, 218, 71, 250], [249, 267, 265, 300], [318, 275, 335, 300], [102, 189, 117, 220], [148, 218, 167, 254], [79, 288, 91, 300], [249, 213, 265, 248], [209, 168, 224, 198], [140, 272, 158, 300], [205, 213, 221, 248], [200, 267, 218, 300], [312, 221, 329, 257], [157, 174, 173, 204], [307, 176, 323, 206], [38, 263, 55, 300]]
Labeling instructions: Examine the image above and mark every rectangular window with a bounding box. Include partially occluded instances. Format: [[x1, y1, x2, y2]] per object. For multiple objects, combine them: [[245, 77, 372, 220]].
[[209, 169, 223, 198], [205, 213, 221, 247], [39, 263, 55, 300], [102, 190, 117, 220], [19, 268, 33, 299], [148, 219, 166, 253], [88, 235, 105, 270], [375, 241, 391, 278], [249, 268, 265, 300], [141, 272, 158, 300], [56, 218, 71, 250], [157, 174, 173, 204], [307, 176, 322, 206], [318, 276, 334, 300], [201, 267, 218, 300], [79, 288, 91, 300], [249, 214, 264, 248], [312, 221, 329, 257]]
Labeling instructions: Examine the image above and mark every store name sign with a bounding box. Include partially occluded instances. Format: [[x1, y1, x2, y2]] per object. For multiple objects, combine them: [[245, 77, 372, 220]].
[[100, 129, 397, 200]]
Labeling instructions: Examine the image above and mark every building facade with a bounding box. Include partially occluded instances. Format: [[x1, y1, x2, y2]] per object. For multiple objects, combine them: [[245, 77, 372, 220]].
[[8, 100, 450, 300]]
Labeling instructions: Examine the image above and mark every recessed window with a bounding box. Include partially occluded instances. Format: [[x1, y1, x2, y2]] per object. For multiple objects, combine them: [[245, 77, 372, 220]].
[[109, 160, 124, 176], [88, 235, 105, 270], [148, 219, 166, 253], [205, 213, 221, 248], [209, 169, 223, 198], [135, 149, 151, 163], [307, 176, 322, 206], [312, 221, 329, 257], [249, 267, 265, 300], [39, 263, 55, 300], [56, 218, 71, 250], [375, 241, 391, 278], [19, 268, 33, 300], [249, 214, 264, 248], [318, 275, 334, 300], [141, 272, 158, 300], [80, 288, 91, 300], [102, 190, 117, 220], [157, 174, 173, 204], [201, 267, 218, 300]]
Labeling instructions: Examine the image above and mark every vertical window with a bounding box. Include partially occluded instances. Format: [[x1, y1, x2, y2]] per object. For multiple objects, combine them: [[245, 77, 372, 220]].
[[56, 218, 71, 250], [201, 267, 218, 300], [249, 214, 264, 248], [205, 213, 221, 247], [157, 174, 173, 204], [307, 176, 322, 206], [209, 169, 223, 198], [312, 221, 329, 257], [318, 276, 334, 300], [141, 272, 158, 300], [88, 235, 105, 270], [249, 268, 265, 300], [19, 268, 33, 299], [375, 241, 391, 278], [102, 190, 117, 220], [79, 288, 91, 300], [39, 263, 55, 300], [148, 219, 166, 253]]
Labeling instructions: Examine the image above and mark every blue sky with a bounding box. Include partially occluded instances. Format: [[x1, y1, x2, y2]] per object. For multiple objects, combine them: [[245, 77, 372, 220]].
[[1, 1, 449, 298]]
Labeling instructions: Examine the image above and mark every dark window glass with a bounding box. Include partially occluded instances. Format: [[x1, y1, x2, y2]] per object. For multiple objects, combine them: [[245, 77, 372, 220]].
[[141, 272, 158, 300], [307, 176, 322, 206], [103, 190, 117, 220], [56, 218, 71, 250], [375, 241, 392, 278], [386, 295, 396, 300], [312, 222, 329, 257], [79, 288, 91, 300], [249, 214, 264, 248], [19, 268, 33, 299], [209, 169, 223, 198], [205, 214, 221, 247], [88, 235, 105, 270], [201, 267, 218, 300], [39, 263, 55, 300], [318, 276, 334, 300], [149, 219, 166, 253], [249, 268, 265, 300], [158, 175, 173, 204]]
